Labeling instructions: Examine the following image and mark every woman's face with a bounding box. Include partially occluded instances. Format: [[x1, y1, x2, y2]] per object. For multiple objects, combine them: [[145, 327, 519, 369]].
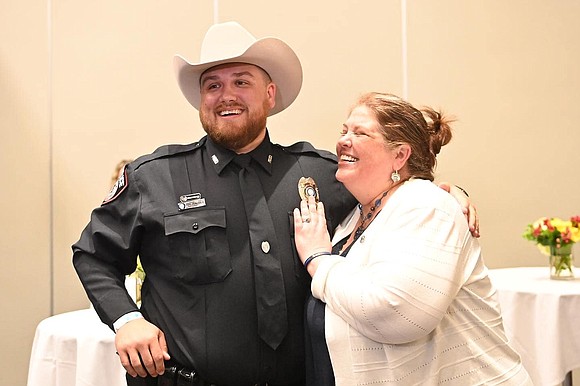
[[335, 105, 396, 201]]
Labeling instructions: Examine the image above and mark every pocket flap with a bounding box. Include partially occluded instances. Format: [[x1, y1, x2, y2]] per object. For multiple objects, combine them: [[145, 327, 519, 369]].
[[164, 208, 226, 236]]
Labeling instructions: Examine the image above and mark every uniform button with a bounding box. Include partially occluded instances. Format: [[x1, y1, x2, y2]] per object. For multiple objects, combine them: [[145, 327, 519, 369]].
[[192, 222, 199, 230], [261, 241, 270, 253]]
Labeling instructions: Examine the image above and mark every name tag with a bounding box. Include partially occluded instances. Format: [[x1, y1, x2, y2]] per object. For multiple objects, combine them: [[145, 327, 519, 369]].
[[178, 193, 206, 210]]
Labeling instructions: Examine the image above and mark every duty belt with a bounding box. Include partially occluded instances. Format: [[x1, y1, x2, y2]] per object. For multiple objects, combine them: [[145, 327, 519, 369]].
[[157, 366, 268, 386]]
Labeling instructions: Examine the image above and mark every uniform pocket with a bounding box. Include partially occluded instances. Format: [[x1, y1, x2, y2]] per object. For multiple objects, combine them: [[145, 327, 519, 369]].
[[164, 206, 232, 284]]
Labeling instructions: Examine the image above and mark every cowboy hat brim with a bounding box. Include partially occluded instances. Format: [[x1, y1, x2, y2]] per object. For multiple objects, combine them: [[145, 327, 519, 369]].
[[174, 36, 303, 116]]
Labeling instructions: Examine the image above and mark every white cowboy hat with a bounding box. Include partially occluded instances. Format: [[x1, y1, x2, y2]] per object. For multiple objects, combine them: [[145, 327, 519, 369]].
[[174, 21, 303, 116]]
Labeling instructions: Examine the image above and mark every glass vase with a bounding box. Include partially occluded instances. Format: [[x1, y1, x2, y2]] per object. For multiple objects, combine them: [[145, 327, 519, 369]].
[[549, 244, 574, 280]]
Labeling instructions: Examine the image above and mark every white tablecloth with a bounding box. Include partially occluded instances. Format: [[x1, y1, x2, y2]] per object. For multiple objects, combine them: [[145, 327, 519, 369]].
[[27, 308, 126, 386], [489, 267, 580, 386]]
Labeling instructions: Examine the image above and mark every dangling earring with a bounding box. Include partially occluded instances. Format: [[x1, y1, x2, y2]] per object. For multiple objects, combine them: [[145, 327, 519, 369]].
[[391, 169, 400, 183]]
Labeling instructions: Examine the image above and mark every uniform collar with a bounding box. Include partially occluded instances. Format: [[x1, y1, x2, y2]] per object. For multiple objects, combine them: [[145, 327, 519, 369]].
[[205, 130, 275, 175]]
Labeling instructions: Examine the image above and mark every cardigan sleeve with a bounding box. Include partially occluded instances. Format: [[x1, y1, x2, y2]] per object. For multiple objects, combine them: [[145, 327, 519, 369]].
[[312, 180, 478, 344]]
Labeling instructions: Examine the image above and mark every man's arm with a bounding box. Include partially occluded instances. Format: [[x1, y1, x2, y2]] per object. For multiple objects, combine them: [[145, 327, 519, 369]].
[[72, 164, 169, 378]]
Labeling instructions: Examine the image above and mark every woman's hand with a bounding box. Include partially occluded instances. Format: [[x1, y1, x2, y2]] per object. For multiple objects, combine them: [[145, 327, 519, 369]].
[[293, 196, 332, 274]]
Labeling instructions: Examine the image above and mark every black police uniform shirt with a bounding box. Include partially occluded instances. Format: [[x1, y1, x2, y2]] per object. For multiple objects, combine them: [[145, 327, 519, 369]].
[[72, 131, 356, 385]]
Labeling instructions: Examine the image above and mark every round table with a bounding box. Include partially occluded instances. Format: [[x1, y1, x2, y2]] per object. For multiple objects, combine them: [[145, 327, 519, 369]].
[[27, 308, 126, 386], [489, 267, 580, 386]]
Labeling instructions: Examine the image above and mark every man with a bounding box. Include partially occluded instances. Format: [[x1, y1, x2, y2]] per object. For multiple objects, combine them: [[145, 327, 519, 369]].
[[73, 21, 356, 386], [73, 22, 476, 386]]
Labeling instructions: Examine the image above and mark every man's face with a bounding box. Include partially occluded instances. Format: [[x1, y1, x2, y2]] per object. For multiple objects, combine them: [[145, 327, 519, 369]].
[[199, 63, 276, 153]]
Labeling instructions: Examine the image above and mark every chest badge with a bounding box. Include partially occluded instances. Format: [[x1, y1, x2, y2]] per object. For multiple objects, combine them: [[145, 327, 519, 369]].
[[298, 177, 319, 202], [178, 193, 206, 210]]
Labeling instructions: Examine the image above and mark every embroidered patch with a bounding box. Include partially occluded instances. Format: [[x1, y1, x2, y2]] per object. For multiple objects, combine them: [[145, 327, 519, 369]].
[[102, 166, 128, 205]]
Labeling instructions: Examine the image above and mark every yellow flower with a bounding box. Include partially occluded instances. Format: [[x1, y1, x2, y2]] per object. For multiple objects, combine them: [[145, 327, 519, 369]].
[[551, 218, 570, 233], [571, 227, 580, 243], [129, 256, 146, 282]]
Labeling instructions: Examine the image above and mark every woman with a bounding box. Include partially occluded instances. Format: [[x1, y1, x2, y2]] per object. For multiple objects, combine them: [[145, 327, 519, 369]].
[[294, 93, 531, 385]]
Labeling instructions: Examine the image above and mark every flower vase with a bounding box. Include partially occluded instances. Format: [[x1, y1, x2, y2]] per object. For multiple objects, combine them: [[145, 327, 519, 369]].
[[549, 244, 574, 280]]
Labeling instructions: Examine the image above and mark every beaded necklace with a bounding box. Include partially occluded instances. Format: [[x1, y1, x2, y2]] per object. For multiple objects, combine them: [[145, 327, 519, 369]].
[[353, 190, 389, 241]]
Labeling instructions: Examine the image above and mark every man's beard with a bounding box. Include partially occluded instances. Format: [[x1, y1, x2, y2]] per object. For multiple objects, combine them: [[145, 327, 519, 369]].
[[200, 102, 269, 152]]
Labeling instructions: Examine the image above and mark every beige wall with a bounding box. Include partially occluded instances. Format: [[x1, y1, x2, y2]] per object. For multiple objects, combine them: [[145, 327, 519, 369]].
[[1, 1, 52, 385], [2, 1, 578, 384]]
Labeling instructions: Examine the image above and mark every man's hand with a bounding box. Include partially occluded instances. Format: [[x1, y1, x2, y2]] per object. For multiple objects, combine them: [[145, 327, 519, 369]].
[[438, 182, 480, 238], [115, 318, 171, 378]]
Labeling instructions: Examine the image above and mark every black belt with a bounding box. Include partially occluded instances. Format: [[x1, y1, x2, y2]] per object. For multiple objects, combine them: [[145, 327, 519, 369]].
[[157, 365, 268, 386]]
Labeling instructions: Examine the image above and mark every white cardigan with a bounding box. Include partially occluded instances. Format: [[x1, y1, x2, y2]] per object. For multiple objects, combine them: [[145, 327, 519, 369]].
[[312, 179, 531, 386]]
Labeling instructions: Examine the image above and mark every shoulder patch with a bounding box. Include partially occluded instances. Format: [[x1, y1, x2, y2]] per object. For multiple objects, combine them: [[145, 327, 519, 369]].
[[102, 166, 128, 205]]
